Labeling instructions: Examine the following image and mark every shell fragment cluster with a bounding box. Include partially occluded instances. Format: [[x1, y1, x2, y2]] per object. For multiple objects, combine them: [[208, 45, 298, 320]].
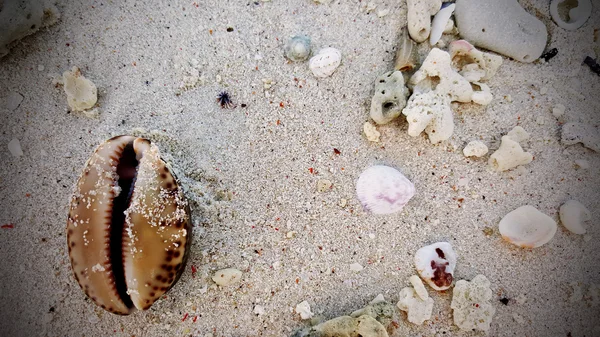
[[66, 136, 191, 315]]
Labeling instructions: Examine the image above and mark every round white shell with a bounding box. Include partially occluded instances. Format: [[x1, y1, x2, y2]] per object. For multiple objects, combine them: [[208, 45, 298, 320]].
[[414, 242, 456, 291], [550, 0, 592, 31], [309, 47, 342, 78], [559, 200, 591, 235], [356, 165, 415, 215], [499, 205, 557, 248]]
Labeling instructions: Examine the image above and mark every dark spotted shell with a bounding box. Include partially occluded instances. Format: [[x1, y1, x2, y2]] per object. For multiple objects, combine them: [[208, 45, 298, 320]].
[[66, 136, 192, 315]]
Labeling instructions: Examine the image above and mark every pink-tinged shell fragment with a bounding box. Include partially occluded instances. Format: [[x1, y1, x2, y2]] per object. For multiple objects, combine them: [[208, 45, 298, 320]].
[[67, 136, 191, 315], [356, 165, 415, 215], [414, 242, 457, 291]]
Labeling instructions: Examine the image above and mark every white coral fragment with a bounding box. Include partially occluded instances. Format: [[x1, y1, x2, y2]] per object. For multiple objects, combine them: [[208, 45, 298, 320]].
[[471, 82, 493, 105], [406, 0, 442, 43], [397, 286, 434, 325], [402, 91, 453, 144], [559, 200, 591, 234], [489, 136, 533, 172], [409, 275, 429, 301], [409, 48, 473, 103], [363, 122, 381, 142], [62, 67, 98, 112], [449, 40, 503, 82], [8, 138, 23, 157], [506, 126, 530, 143], [451, 275, 496, 332], [463, 140, 488, 157]]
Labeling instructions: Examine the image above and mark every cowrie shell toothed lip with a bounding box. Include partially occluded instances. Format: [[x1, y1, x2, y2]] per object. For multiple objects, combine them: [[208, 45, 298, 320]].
[[66, 135, 192, 315]]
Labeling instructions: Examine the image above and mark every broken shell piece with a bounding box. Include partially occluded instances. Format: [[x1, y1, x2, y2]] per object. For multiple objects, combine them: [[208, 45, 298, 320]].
[[397, 286, 434, 325], [370, 70, 409, 125], [309, 47, 342, 78], [559, 200, 591, 235], [430, 3, 455, 46], [407, 0, 442, 43], [463, 140, 488, 157], [499, 205, 557, 248], [212, 268, 243, 286], [451, 275, 496, 332], [402, 91, 454, 144], [414, 242, 457, 291], [285, 35, 312, 62], [409, 275, 429, 301], [471, 82, 492, 105], [561, 122, 600, 152], [394, 28, 419, 72], [550, 0, 592, 31], [67, 136, 192, 315], [449, 40, 503, 81], [409, 48, 473, 103], [356, 165, 415, 215], [363, 122, 381, 142], [489, 136, 533, 171], [62, 67, 98, 112], [295, 301, 314, 320]]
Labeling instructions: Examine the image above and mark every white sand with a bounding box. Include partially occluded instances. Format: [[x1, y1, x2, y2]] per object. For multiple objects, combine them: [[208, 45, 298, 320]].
[[0, 1, 599, 336]]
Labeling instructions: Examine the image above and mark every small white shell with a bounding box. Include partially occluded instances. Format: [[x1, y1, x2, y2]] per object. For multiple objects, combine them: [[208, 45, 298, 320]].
[[356, 165, 415, 215], [285, 35, 311, 62], [499, 205, 557, 248], [559, 200, 591, 234], [550, 0, 592, 31], [430, 3, 455, 45], [414, 242, 456, 291], [309, 47, 342, 78]]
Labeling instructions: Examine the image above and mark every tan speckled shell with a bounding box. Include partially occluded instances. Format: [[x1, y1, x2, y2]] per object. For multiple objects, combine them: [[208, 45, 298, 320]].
[[66, 136, 191, 315]]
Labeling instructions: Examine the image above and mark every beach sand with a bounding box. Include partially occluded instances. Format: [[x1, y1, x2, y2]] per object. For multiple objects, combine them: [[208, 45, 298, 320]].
[[0, 0, 599, 336]]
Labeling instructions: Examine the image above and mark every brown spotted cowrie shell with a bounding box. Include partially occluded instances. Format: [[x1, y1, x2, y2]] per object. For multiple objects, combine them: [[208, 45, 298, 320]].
[[66, 135, 192, 315]]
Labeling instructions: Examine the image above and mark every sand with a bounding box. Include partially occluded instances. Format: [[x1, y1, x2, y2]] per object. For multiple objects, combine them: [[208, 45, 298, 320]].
[[0, 0, 599, 336]]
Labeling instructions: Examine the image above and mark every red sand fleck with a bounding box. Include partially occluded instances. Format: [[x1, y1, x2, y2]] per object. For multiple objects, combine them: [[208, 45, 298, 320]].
[[1, 224, 14, 229]]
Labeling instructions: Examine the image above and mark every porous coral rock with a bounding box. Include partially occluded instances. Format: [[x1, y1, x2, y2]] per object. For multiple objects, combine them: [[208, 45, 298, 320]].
[[402, 91, 453, 144], [406, 0, 442, 43], [370, 71, 409, 125], [397, 286, 434, 325], [463, 140, 488, 157], [409, 48, 473, 103], [62, 67, 98, 112], [449, 40, 503, 82], [451, 275, 496, 332]]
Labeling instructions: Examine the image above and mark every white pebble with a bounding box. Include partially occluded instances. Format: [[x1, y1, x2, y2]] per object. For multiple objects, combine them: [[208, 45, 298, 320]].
[[38, 65, 45, 71], [350, 262, 364, 272], [370, 294, 386, 304], [376, 8, 390, 17], [363, 122, 381, 142], [8, 138, 23, 157], [295, 301, 314, 320], [317, 179, 332, 192], [559, 200, 591, 235], [540, 87, 548, 95], [212, 268, 243, 286]]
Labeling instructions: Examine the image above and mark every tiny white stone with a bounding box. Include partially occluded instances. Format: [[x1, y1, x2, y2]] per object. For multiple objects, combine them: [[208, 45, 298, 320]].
[[363, 122, 381, 142], [505, 95, 513, 103], [370, 294, 386, 304], [574, 159, 590, 169], [552, 104, 566, 118], [507, 126, 530, 143], [350, 262, 364, 272], [376, 8, 390, 17], [8, 138, 23, 157], [295, 301, 313, 320], [212, 268, 243, 286], [38, 65, 45, 71], [368, 233, 376, 239], [540, 87, 548, 95], [253, 305, 266, 316], [317, 179, 332, 192], [536, 116, 545, 125]]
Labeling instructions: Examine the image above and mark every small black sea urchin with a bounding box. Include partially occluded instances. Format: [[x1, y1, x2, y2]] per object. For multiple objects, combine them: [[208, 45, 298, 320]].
[[217, 91, 235, 108]]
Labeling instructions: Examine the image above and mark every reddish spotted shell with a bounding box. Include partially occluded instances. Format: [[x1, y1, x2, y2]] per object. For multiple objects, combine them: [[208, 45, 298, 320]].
[[66, 135, 191, 315]]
